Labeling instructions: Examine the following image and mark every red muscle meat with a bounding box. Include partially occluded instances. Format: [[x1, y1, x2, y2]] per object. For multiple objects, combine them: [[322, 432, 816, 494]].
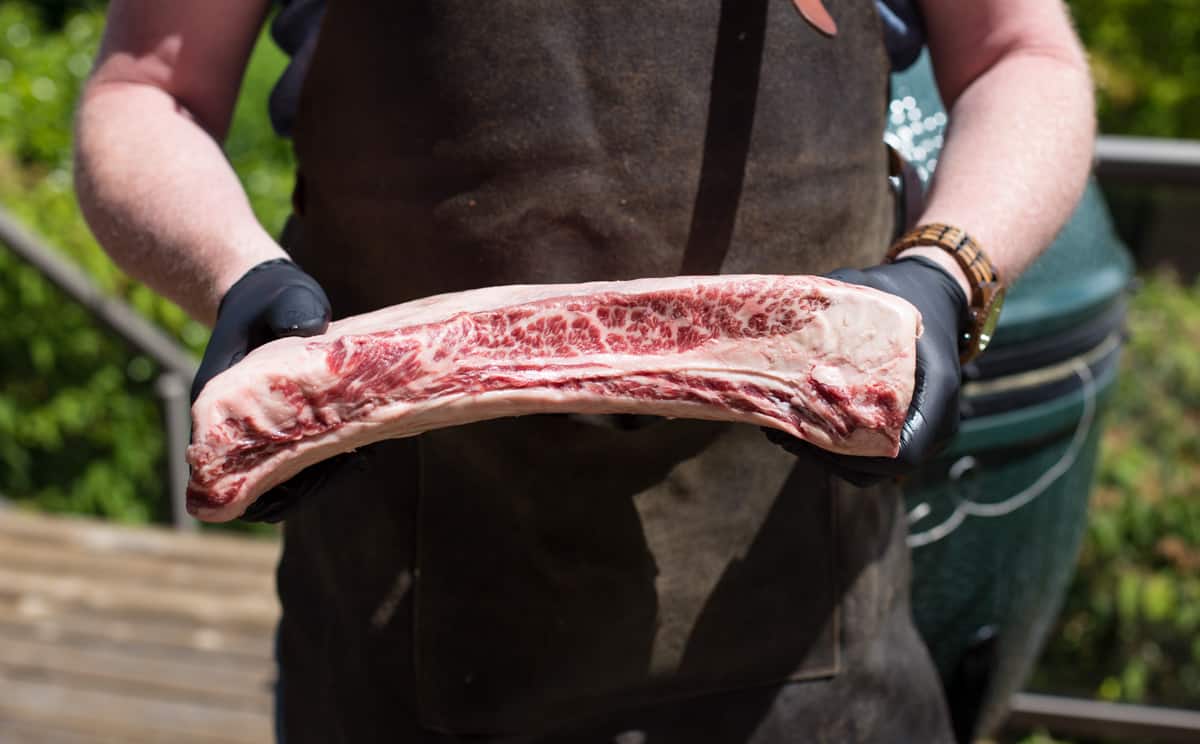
[[186, 275, 921, 522]]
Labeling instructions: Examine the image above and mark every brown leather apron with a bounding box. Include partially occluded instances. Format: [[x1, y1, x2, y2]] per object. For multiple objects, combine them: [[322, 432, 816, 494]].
[[274, 1, 953, 741]]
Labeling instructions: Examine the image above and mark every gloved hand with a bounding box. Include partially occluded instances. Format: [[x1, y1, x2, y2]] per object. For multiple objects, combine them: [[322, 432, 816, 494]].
[[765, 256, 968, 486], [191, 258, 333, 522]]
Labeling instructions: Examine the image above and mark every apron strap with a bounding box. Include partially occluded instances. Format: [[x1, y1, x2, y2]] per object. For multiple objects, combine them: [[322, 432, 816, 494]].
[[888, 144, 926, 239]]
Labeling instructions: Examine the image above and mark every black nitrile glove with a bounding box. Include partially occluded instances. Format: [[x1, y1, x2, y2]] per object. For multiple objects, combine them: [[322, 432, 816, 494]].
[[191, 258, 332, 522], [765, 256, 968, 486]]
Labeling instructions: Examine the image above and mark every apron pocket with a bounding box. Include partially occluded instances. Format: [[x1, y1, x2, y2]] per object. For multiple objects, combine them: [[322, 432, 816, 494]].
[[413, 420, 840, 736]]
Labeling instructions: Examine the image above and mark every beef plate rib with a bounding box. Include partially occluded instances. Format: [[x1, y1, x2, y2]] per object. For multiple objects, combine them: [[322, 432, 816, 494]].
[[187, 275, 921, 521]]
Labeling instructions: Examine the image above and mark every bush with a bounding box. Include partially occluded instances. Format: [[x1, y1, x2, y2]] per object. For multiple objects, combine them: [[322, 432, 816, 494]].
[[0, 0, 292, 519], [1070, 0, 1200, 139], [1024, 2, 1200, 718], [1030, 272, 1200, 710]]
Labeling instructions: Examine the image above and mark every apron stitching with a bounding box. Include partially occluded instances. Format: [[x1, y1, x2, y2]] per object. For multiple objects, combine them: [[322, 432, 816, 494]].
[[412, 434, 431, 729], [830, 472, 843, 676]]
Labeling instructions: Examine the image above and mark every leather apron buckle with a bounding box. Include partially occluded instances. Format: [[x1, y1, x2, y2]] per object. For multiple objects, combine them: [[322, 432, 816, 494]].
[[792, 0, 838, 37]]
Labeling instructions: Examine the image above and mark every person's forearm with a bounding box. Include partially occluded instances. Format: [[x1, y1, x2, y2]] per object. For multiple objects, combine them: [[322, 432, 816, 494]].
[[75, 82, 287, 325], [901, 48, 1095, 299]]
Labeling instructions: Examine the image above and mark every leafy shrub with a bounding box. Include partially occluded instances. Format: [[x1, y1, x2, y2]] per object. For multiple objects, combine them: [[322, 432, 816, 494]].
[[1026, 6, 1200, 720], [1070, 0, 1200, 139], [1030, 272, 1200, 710], [0, 0, 292, 519]]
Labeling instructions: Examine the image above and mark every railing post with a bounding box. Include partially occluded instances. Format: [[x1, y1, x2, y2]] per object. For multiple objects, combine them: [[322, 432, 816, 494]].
[[156, 373, 197, 532]]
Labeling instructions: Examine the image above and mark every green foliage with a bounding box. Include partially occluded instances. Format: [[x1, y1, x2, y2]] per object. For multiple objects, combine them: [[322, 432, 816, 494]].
[[224, 12, 297, 239], [1069, 0, 1200, 139], [0, 0, 292, 520], [0, 243, 164, 522], [27, 0, 102, 29], [0, 3, 91, 169], [1031, 272, 1200, 710], [1012, 734, 1075, 744]]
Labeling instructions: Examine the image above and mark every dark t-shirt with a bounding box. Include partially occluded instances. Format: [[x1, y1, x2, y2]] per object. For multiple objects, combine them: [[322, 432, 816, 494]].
[[268, 0, 325, 137], [267, 0, 925, 137]]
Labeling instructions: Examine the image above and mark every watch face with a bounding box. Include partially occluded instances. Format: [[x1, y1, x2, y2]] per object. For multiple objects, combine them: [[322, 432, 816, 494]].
[[978, 286, 1006, 354]]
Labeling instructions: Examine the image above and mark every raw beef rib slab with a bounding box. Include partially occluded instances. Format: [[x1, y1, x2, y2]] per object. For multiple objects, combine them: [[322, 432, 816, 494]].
[[187, 275, 922, 522]]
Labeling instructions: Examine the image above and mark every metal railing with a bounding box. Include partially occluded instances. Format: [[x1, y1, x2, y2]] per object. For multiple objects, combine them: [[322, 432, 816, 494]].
[[0, 206, 198, 530], [1007, 693, 1200, 743], [1096, 135, 1200, 187]]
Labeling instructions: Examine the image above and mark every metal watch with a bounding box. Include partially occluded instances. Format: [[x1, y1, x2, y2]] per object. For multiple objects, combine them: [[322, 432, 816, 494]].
[[887, 223, 1006, 363]]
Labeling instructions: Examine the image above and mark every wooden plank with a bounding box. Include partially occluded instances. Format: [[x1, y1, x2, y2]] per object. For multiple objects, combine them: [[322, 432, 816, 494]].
[[0, 675, 271, 744], [0, 635, 273, 710], [0, 510, 283, 743], [0, 597, 273, 664], [0, 719, 122, 744], [0, 615, 269, 675], [0, 536, 275, 595], [0, 510, 280, 571], [0, 566, 279, 629]]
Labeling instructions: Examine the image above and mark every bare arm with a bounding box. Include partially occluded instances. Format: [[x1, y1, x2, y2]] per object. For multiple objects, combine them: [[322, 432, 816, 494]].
[[900, 0, 1095, 299], [74, 0, 285, 326]]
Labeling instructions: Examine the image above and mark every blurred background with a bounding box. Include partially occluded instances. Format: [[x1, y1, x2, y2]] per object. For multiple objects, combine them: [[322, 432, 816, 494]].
[[0, 1, 1195, 743]]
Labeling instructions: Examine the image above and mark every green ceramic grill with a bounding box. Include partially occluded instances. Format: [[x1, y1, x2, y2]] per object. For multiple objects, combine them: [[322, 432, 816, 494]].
[[888, 54, 1134, 741]]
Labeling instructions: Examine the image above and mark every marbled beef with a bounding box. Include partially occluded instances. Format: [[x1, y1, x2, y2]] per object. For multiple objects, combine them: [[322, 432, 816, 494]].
[[187, 275, 921, 521]]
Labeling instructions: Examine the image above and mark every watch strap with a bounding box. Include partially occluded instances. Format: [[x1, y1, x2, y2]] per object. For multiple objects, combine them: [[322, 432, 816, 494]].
[[886, 223, 1004, 363], [887, 224, 997, 287]]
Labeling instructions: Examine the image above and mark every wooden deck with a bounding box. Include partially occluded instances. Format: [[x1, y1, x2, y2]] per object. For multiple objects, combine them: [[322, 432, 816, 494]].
[[6, 508, 1199, 744], [0, 509, 281, 744]]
